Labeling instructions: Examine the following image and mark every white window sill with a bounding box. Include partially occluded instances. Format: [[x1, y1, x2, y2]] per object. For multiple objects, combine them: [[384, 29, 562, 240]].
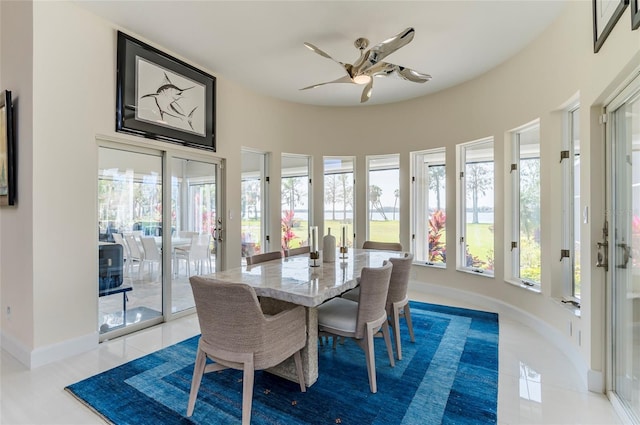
[[414, 261, 446, 270], [505, 279, 541, 294], [456, 267, 494, 279], [552, 297, 582, 317]]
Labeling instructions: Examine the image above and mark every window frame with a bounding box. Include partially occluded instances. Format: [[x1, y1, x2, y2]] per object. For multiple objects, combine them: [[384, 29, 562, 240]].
[[562, 104, 581, 302], [281, 153, 312, 250], [509, 121, 542, 290], [323, 156, 356, 248], [241, 149, 269, 257], [456, 137, 495, 276], [366, 154, 401, 243], [410, 148, 447, 267]]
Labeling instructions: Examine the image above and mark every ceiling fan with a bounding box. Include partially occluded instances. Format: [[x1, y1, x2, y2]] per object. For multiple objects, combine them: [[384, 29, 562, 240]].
[[300, 27, 431, 103]]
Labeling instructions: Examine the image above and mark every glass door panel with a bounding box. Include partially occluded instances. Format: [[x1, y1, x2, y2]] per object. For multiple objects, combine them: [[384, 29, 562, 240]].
[[241, 150, 266, 260], [609, 83, 640, 423], [98, 147, 163, 334], [171, 158, 218, 314]]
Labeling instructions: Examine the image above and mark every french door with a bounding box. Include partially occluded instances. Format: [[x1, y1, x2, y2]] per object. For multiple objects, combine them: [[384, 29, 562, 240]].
[[169, 156, 222, 315], [606, 72, 640, 424], [98, 142, 223, 339]]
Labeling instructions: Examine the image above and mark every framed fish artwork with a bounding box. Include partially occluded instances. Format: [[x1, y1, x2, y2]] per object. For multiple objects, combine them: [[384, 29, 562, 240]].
[[592, 0, 628, 53], [116, 31, 216, 151], [0, 90, 15, 207]]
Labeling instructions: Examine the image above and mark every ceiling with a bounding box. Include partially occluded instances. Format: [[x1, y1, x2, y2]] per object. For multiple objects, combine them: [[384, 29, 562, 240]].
[[74, 1, 568, 107]]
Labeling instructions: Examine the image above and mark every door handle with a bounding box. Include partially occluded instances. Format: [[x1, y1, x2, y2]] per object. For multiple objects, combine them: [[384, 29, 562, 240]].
[[617, 242, 631, 269], [596, 241, 608, 271]]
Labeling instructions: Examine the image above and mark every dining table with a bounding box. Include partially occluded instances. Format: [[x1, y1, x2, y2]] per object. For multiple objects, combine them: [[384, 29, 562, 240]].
[[200, 248, 404, 386]]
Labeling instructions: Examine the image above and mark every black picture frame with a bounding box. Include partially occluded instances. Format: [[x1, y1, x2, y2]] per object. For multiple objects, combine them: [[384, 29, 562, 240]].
[[593, 0, 629, 53], [116, 31, 216, 151], [0, 90, 16, 206], [632, 0, 640, 30]]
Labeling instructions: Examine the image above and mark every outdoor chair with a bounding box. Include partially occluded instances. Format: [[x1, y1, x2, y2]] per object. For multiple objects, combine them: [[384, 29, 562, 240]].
[[140, 236, 162, 281], [174, 234, 212, 276]]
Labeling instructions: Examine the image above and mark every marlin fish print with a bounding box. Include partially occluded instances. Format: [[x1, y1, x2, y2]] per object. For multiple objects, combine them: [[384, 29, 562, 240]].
[[142, 72, 198, 131]]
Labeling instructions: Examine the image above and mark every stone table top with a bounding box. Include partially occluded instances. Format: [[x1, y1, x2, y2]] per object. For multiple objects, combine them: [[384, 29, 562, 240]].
[[201, 249, 404, 307]]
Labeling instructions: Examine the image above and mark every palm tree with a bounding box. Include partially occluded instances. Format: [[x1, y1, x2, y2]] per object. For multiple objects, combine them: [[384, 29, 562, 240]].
[[369, 185, 387, 220]]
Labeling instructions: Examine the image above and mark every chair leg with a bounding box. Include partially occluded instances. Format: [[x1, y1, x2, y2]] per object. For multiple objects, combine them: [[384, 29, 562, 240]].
[[293, 350, 307, 392], [393, 304, 403, 360], [241, 360, 255, 425], [381, 321, 395, 368], [186, 348, 207, 416], [364, 328, 377, 393], [404, 303, 415, 343]]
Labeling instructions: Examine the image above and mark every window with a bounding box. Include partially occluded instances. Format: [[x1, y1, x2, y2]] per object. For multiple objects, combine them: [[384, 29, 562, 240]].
[[367, 154, 400, 243], [562, 106, 581, 300], [411, 148, 446, 266], [457, 138, 494, 274], [281, 154, 311, 250], [241, 150, 268, 258], [510, 123, 541, 288], [324, 157, 355, 248]]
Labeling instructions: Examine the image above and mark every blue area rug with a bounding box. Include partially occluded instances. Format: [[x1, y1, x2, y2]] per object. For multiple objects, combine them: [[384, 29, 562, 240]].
[[66, 301, 498, 424]]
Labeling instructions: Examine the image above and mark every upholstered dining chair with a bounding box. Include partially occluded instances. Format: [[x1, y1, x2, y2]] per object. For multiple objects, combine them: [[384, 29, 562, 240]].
[[343, 253, 415, 360], [187, 276, 307, 425], [284, 246, 310, 257], [362, 240, 403, 251], [245, 250, 283, 265], [317, 261, 395, 393]]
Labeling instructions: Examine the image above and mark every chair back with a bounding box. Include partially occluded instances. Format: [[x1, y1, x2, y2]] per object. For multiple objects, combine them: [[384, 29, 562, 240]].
[[246, 250, 283, 265], [140, 236, 161, 261], [189, 277, 267, 353], [387, 253, 413, 307], [178, 231, 199, 239], [285, 246, 310, 257], [189, 234, 211, 261], [355, 261, 393, 339], [112, 233, 130, 259], [124, 234, 143, 260], [362, 241, 403, 251]]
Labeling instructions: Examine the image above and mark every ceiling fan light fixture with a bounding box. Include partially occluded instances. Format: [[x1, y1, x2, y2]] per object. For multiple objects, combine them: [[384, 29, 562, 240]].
[[353, 74, 372, 85]]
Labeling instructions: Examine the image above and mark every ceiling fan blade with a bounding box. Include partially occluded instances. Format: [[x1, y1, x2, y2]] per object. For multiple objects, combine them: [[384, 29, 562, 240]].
[[300, 75, 355, 91], [368, 62, 431, 83], [353, 27, 415, 73], [396, 66, 431, 83], [360, 79, 373, 103], [304, 42, 352, 77]]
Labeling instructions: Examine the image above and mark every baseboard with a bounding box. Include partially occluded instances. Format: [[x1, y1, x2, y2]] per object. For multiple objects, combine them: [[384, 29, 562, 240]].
[[1, 329, 98, 369], [588, 369, 604, 393], [410, 280, 590, 391], [0, 330, 32, 366]]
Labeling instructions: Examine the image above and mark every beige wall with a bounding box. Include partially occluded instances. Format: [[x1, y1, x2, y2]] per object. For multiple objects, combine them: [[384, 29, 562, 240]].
[[0, 0, 35, 361], [1, 0, 639, 387]]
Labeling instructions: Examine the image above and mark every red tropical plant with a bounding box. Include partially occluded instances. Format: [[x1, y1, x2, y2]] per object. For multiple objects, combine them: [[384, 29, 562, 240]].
[[428, 210, 447, 262], [282, 210, 297, 250]]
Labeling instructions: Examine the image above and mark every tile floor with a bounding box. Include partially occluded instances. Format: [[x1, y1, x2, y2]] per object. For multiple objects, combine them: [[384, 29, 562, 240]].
[[0, 288, 623, 424]]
